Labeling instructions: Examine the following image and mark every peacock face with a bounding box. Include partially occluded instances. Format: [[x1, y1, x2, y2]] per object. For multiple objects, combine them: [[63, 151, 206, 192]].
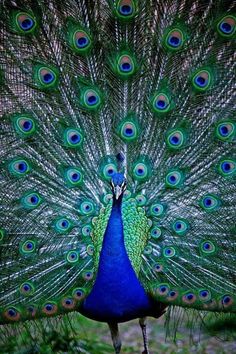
[[110, 173, 127, 200]]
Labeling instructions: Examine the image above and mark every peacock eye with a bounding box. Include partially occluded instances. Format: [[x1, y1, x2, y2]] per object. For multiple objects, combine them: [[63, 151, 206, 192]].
[[20, 282, 35, 296], [62, 297, 75, 309], [82, 224, 92, 236], [216, 122, 235, 141], [221, 294, 233, 307], [192, 69, 212, 91], [163, 246, 176, 258], [103, 163, 117, 180], [150, 226, 162, 239], [83, 270, 94, 281], [42, 302, 58, 315], [119, 121, 138, 142], [39, 68, 56, 84], [79, 200, 95, 215], [16, 12, 36, 33], [150, 203, 165, 217], [217, 16, 236, 37], [166, 29, 184, 49], [4, 307, 21, 321], [115, 0, 136, 20], [8, 159, 30, 177], [152, 93, 170, 113], [132, 162, 150, 181], [218, 159, 236, 177], [167, 290, 178, 301], [172, 219, 189, 235], [117, 54, 135, 76], [66, 250, 79, 264], [182, 292, 196, 304], [72, 288, 85, 300], [157, 284, 169, 296], [84, 89, 101, 108], [21, 192, 42, 209], [64, 128, 83, 148], [153, 263, 163, 273], [166, 129, 186, 149], [165, 170, 184, 188], [55, 218, 71, 233], [199, 289, 211, 301], [14, 116, 36, 137], [74, 30, 90, 49], [20, 240, 36, 254], [200, 194, 220, 211], [64, 167, 83, 187], [200, 240, 216, 254], [87, 244, 94, 256], [135, 194, 147, 206]]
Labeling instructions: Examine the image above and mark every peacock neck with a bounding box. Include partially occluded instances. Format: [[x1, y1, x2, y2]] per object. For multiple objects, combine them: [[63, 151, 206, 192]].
[[80, 194, 155, 322]]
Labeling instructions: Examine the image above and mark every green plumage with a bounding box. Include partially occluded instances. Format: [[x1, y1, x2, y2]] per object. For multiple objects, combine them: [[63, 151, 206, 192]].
[[0, 0, 235, 350]]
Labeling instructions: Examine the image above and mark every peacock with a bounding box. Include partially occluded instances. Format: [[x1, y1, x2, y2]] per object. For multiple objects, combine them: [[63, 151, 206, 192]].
[[0, 0, 235, 353]]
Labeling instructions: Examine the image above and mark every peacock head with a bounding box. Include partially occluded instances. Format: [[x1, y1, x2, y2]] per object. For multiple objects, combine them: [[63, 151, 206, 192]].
[[110, 172, 127, 200]]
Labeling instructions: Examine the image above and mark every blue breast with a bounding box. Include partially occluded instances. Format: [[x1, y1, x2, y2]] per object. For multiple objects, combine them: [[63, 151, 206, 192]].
[[80, 197, 155, 322]]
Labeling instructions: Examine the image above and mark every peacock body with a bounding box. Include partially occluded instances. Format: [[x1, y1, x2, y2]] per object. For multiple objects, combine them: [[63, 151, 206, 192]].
[[0, 0, 235, 352]]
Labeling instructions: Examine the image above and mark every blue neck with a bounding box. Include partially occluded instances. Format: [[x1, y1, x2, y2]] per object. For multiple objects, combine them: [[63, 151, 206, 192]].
[[80, 195, 155, 322]]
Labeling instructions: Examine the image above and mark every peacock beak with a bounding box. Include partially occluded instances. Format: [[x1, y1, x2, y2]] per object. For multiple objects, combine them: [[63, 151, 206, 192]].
[[114, 185, 122, 200]]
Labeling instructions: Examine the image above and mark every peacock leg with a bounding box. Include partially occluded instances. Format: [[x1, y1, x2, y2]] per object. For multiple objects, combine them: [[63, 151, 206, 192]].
[[139, 317, 149, 354], [108, 322, 122, 354]]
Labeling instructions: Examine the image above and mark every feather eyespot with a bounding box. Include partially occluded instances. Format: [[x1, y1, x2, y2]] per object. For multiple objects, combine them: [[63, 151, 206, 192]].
[[216, 121, 235, 141], [79, 201, 95, 215], [200, 240, 216, 255], [80, 88, 102, 111], [218, 159, 236, 177], [4, 307, 21, 321], [221, 295, 233, 308], [152, 93, 172, 114], [132, 157, 152, 182], [153, 263, 163, 273], [217, 16, 236, 37], [21, 192, 42, 209], [83, 270, 94, 281], [61, 297, 76, 310], [19, 282, 35, 296], [14, 116, 36, 137], [117, 54, 135, 77], [42, 302, 58, 316], [74, 30, 90, 49], [172, 219, 189, 235], [165, 170, 184, 188], [115, 0, 136, 20], [64, 128, 83, 148], [82, 224, 92, 236], [182, 292, 196, 304], [103, 163, 117, 180], [150, 226, 162, 239], [199, 289, 211, 302], [64, 167, 83, 187], [20, 240, 36, 255], [156, 284, 169, 296], [66, 250, 79, 264], [72, 288, 86, 301], [119, 120, 139, 142], [163, 246, 176, 258], [167, 290, 178, 301], [87, 244, 94, 256], [164, 28, 186, 51], [166, 129, 186, 150], [192, 69, 212, 92], [150, 202, 165, 217], [200, 194, 220, 211], [8, 158, 31, 177], [15, 12, 37, 34], [135, 194, 147, 206], [34, 64, 59, 90], [54, 218, 72, 233]]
